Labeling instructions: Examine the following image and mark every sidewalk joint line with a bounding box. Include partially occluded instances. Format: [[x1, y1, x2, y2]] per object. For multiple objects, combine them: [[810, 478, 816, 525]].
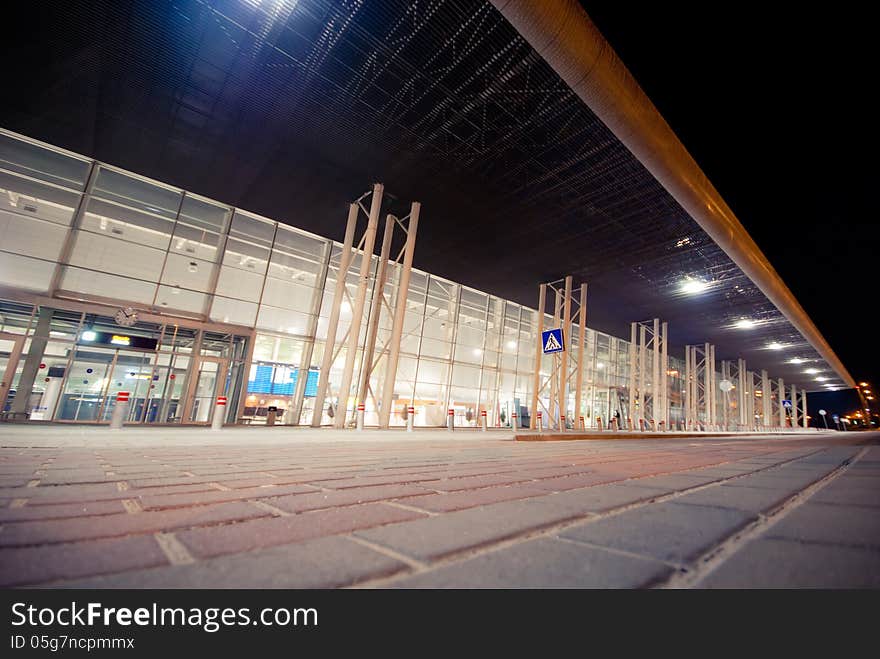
[[248, 500, 291, 517], [657, 445, 869, 589], [154, 532, 196, 565]]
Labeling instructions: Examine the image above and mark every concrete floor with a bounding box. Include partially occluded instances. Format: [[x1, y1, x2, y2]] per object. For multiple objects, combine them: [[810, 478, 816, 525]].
[[0, 424, 876, 588]]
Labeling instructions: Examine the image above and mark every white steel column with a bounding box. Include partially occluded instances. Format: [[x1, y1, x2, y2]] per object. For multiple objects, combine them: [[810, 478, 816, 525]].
[[378, 203, 420, 429], [778, 378, 786, 427], [801, 389, 808, 428], [357, 215, 395, 416], [721, 361, 730, 430], [638, 324, 646, 428], [704, 343, 712, 429], [761, 370, 771, 428], [660, 321, 668, 427], [336, 184, 383, 428], [628, 322, 637, 428], [550, 289, 561, 427], [651, 318, 660, 425], [531, 284, 546, 430], [790, 384, 798, 427], [574, 284, 587, 429], [684, 345, 691, 429], [311, 204, 359, 426], [558, 276, 573, 429], [737, 359, 747, 427]]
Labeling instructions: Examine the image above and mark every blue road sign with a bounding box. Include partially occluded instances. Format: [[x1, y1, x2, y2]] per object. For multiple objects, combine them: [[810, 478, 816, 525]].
[[541, 328, 564, 354], [832, 414, 839, 421], [782, 399, 792, 408]]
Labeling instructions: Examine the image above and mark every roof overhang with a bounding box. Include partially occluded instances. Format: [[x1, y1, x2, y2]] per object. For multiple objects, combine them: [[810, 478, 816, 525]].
[[491, 0, 854, 388]]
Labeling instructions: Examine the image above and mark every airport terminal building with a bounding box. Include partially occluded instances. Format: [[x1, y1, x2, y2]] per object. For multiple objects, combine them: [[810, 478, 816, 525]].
[[1, 128, 684, 429]]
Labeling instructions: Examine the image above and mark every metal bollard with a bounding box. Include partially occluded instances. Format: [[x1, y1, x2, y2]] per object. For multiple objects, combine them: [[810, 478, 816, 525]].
[[628, 418, 634, 431], [407, 406, 415, 432], [611, 417, 619, 431], [480, 409, 488, 432], [109, 391, 130, 430], [211, 395, 226, 430], [511, 412, 518, 433], [447, 408, 455, 431], [649, 419, 656, 432], [356, 403, 365, 431], [596, 416, 604, 431], [560, 414, 566, 432], [579, 415, 585, 430], [536, 411, 543, 431]]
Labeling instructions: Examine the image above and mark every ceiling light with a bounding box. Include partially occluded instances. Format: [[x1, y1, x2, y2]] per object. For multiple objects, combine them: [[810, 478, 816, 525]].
[[680, 278, 709, 295], [804, 368, 819, 374], [507, 341, 517, 349], [767, 342, 784, 350], [734, 319, 756, 329], [81, 330, 97, 342], [788, 358, 805, 364], [472, 348, 482, 357], [815, 376, 828, 381]]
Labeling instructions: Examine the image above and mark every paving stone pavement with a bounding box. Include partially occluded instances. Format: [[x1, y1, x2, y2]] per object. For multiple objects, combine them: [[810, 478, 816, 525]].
[[0, 425, 876, 588]]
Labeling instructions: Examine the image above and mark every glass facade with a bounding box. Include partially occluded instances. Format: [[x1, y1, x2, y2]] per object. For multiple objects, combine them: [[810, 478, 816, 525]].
[[1, 127, 694, 427]]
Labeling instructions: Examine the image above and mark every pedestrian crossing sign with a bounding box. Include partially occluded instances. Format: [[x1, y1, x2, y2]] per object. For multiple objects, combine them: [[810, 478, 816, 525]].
[[541, 328, 564, 354]]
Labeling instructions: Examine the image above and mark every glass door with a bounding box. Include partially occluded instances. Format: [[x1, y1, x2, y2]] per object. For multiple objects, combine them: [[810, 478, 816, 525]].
[[0, 332, 26, 414], [189, 357, 228, 423]]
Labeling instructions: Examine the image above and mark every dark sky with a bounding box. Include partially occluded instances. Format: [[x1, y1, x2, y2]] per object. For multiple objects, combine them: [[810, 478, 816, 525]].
[[581, 1, 875, 417], [0, 1, 873, 417]]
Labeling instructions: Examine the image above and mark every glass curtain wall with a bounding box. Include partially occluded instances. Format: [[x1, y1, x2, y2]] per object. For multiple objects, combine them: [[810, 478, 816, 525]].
[[2, 127, 731, 428]]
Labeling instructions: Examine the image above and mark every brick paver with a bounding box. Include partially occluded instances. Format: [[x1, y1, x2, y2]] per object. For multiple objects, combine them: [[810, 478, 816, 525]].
[[0, 425, 876, 588]]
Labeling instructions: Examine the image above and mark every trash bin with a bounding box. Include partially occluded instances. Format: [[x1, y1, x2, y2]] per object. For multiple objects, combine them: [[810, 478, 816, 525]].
[[266, 406, 278, 427]]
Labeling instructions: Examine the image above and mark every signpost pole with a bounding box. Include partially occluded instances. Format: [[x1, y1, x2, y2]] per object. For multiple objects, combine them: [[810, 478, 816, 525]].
[[531, 285, 546, 430]]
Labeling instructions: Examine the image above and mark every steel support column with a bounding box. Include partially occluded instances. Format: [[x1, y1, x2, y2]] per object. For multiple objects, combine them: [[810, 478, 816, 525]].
[[660, 321, 668, 427], [558, 276, 573, 429], [357, 215, 395, 417], [336, 184, 383, 428], [628, 322, 637, 428], [761, 370, 771, 428], [531, 284, 546, 430], [778, 378, 786, 428], [574, 284, 587, 429], [378, 203, 420, 429], [311, 203, 359, 427], [800, 389, 808, 429]]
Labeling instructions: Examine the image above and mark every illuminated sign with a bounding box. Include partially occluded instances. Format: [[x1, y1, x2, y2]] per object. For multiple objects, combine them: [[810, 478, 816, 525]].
[[78, 330, 158, 351]]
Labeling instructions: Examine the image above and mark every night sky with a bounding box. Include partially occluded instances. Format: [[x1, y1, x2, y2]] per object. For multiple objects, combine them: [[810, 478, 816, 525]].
[[1, 1, 873, 420], [582, 1, 875, 418]]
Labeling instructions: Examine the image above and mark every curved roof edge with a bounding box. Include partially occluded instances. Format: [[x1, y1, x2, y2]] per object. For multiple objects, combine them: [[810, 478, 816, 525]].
[[491, 0, 854, 388]]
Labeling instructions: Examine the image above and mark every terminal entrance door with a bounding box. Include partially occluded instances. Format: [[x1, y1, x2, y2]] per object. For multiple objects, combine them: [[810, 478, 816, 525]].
[[0, 332, 26, 414], [186, 356, 229, 423]]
